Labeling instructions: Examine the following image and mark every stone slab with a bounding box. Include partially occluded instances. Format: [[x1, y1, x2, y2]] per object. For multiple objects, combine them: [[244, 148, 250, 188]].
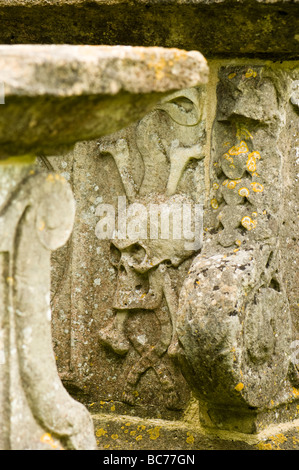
[[0, 45, 208, 159], [0, 1, 298, 58], [92, 413, 299, 450]]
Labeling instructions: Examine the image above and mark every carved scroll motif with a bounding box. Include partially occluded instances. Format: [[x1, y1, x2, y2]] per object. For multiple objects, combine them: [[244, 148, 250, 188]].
[[0, 169, 96, 450], [97, 88, 206, 408], [175, 67, 297, 433]]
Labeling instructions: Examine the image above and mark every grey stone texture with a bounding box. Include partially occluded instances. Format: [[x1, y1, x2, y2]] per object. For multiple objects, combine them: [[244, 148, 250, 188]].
[[0, 42, 208, 449], [0, 45, 208, 158], [0, 164, 96, 449], [176, 64, 299, 434], [0, 0, 299, 453], [46, 60, 299, 448], [41, 86, 207, 422]]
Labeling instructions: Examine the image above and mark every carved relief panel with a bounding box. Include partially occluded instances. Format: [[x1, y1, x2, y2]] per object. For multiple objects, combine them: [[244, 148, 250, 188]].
[[48, 64, 298, 434], [45, 87, 206, 420]]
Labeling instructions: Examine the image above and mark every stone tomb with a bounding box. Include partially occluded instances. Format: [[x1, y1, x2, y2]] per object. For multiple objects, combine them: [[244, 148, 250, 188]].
[[0, 44, 208, 449], [47, 62, 299, 449], [0, 0, 299, 451]]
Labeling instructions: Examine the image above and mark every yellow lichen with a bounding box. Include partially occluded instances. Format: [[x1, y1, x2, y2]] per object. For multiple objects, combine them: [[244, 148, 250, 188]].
[[227, 180, 240, 189], [246, 156, 257, 173], [211, 198, 219, 209], [271, 434, 287, 445], [251, 182, 264, 193], [223, 153, 234, 164], [245, 68, 257, 78], [241, 216, 257, 231], [147, 427, 161, 440], [235, 382, 244, 392], [186, 432, 195, 444], [40, 433, 62, 450], [238, 187, 250, 197], [228, 141, 249, 156], [257, 442, 272, 450], [96, 428, 108, 438], [247, 151, 261, 172]]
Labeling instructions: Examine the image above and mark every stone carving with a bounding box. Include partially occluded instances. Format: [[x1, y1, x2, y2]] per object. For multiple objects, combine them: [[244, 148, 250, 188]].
[[97, 88, 205, 408], [0, 165, 96, 450], [175, 67, 297, 433]]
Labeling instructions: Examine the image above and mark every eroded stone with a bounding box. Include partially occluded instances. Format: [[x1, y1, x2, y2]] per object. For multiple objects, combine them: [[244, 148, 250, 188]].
[[175, 64, 299, 433], [0, 45, 208, 158], [0, 164, 96, 449]]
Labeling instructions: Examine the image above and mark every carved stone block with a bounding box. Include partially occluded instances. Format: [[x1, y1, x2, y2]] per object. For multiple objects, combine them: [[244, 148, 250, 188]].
[[46, 87, 206, 421], [0, 44, 208, 159], [0, 163, 96, 449], [175, 65, 299, 433]]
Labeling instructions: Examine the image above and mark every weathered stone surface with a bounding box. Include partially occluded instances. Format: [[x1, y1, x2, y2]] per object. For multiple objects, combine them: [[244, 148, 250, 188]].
[[0, 41, 210, 449], [1, 0, 297, 449], [175, 63, 299, 433], [0, 40, 210, 449], [0, 162, 96, 449], [0, 1, 298, 59], [39, 86, 206, 422], [0, 45, 208, 158], [47, 60, 299, 447], [92, 413, 299, 450]]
